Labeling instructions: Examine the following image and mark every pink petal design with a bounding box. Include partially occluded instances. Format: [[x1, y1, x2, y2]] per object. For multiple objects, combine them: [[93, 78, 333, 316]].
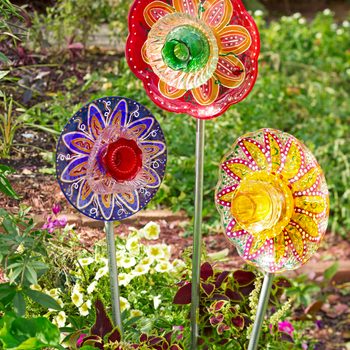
[[88, 104, 106, 140], [61, 156, 89, 183], [226, 218, 247, 239], [62, 132, 94, 155], [243, 237, 273, 261], [216, 185, 238, 207]]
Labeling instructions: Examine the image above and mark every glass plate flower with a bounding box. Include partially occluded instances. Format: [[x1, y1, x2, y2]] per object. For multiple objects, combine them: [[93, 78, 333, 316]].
[[56, 97, 167, 221], [215, 129, 329, 273], [127, 0, 260, 119]]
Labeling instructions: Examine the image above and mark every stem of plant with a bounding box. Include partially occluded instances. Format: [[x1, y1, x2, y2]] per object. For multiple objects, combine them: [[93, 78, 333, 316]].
[[105, 221, 123, 335], [247, 272, 274, 350], [190, 119, 205, 350]]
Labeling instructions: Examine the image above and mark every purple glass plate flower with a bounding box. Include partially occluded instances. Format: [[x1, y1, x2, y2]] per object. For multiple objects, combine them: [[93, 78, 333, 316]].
[[56, 97, 167, 221]]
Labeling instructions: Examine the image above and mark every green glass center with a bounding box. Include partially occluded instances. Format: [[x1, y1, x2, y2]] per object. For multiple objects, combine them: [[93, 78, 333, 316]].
[[162, 25, 210, 73]]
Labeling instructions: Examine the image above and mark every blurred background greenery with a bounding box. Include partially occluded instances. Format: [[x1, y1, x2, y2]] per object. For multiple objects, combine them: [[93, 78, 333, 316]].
[[0, 0, 349, 235]]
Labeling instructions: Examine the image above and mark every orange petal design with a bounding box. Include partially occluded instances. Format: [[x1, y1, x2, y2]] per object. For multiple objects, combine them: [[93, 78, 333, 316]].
[[218, 25, 252, 55], [292, 213, 319, 237], [202, 0, 233, 32], [141, 41, 149, 64], [69, 160, 88, 177], [242, 140, 268, 170], [226, 162, 253, 180], [173, 0, 199, 16], [159, 80, 186, 100], [274, 233, 285, 264], [191, 77, 219, 105], [294, 196, 326, 215], [144, 1, 174, 28], [215, 56, 245, 88], [285, 224, 304, 259], [267, 133, 282, 172], [280, 141, 302, 180], [292, 166, 320, 193], [81, 181, 92, 201]]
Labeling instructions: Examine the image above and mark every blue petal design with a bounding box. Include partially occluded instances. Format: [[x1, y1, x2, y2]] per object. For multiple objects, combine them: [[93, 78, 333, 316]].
[[140, 140, 166, 159], [62, 132, 94, 155], [61, 156, 89, 183], [143, 167, 161, 188], [77, 179, 95, 209], [88, 104, 105, 140], [116, 191, 140, 213], [97, 194, 115, 220], [127, 117, 154, 139], [108, 99, 128, 128]]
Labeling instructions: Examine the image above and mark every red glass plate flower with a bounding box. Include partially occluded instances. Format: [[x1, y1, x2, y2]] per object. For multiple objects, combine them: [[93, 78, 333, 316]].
[[127, 0, 260, 119]]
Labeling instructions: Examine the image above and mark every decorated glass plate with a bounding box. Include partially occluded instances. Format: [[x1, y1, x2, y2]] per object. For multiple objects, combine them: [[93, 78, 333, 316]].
[[216, 128, 329, 273], [56, 97, 167, 221], [126, 0, 260, 119]]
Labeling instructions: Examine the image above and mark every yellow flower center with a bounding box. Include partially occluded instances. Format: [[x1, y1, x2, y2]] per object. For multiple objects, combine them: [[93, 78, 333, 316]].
[[231, 171, 294, 239]]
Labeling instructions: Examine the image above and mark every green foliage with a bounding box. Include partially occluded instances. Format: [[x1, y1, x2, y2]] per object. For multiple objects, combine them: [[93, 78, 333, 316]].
[[0, 207, 61, 316], [0, 164, 19, 199], [0, 313, 62, 349]]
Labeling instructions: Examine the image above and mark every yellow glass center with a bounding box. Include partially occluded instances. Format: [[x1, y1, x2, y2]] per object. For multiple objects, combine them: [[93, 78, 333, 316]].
[[231, 171, 294, 239]]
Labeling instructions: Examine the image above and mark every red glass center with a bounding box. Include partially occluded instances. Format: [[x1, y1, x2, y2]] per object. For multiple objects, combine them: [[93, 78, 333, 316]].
[[102, 138, 143, 182]]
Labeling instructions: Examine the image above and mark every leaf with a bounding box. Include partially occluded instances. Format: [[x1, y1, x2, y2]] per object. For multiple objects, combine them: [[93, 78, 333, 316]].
[[0, 71, 9, 80], [173, 283, 192, 304], [0, 173, 19, 199], [25, 264, 38, 285], [324, 261, 339, 281], [24, 289, 61, 310], [200, 262, 214, 281], [91, 299, 113, 338], [13, 292, 26, 316], [215, 271, 230, 288], [233, 270, 256, 286], [0, 52, 9, 63], [107, 326, 121, 343], [201, 283, 215, 297]]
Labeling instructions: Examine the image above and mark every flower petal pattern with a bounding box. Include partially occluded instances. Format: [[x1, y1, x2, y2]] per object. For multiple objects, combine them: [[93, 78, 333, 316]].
[[216, 128, 329, 273], [57, 97, 167, 221]]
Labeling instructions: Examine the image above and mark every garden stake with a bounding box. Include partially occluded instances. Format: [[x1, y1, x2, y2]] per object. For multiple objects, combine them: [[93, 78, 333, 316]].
[[105, 221, 123, 335], [247, 273, 274, 350], [190, 119, 205, 350]]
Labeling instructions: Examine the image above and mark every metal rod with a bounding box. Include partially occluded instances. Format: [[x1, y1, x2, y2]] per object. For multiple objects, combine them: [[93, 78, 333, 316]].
[[105, 221, 123, 335], [248, 273, 274, 350], [190, 119, 206, 350]]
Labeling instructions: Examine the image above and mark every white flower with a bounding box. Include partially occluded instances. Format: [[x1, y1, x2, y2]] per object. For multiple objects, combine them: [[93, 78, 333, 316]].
[[119, 256, 136, 269], [160, 244, 171, 259], [139, 257, 153, 267], [71, 289, 84, 307], [16, 243, 25, 254], [87, 281, 98, 294], [292, 12, 301, 19], [254, 10, 263, 17], [79, 300, 92, 316], [343, 20, 349, 28], [153, 295, 162, 310], [315, 32, 322, 39], [336, 28, 344, 35], [131, 264, 150, 276], [78, 257, 94, 266], [155, 261, 172, 273], [95, 266, 108, 280], [130, 309, 143, 318], [172, 259, 186, 271], [46, 288, 60, 299], [120, 297, 130, 311], [298, 18, 306, 25], [146, 244, 165, 260], [126, 237, 140, 255], [331, 23, 337, 31], [53, 311, 66, 328], [141, 222, 160, 240], [118, 272, 133, 286], [30, 284, 42, 291], [323, 8, 331, 16]]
